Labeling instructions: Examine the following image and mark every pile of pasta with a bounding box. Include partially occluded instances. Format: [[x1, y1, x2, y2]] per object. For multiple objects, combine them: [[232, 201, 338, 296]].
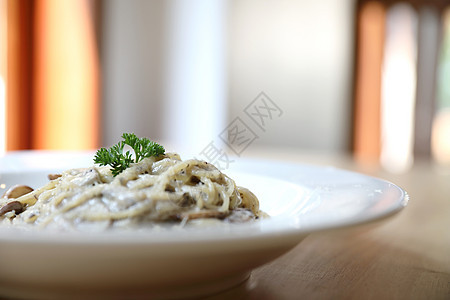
[[0, 153, 261, 231]]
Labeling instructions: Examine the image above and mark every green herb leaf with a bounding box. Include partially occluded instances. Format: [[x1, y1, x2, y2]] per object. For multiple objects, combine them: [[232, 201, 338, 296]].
[[94, 133, 165, 176]]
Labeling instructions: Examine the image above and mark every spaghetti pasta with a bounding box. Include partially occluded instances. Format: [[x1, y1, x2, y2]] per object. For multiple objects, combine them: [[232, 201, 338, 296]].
[[0, 153, 262, 230]]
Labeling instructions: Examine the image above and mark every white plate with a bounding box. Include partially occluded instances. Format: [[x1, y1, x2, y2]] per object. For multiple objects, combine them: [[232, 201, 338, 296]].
[[0, 151, 408, 299]]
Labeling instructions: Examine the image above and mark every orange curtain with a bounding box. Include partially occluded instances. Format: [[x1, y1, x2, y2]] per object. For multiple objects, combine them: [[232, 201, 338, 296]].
[[352, 1, 386, 165], [6, 0, 100, 151], [6, 0, 33, 150]]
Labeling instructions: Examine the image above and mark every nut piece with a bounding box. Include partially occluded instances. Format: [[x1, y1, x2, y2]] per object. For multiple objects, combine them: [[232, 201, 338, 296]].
[[0, 201, 24, 216], [2, 185, 34, 199]]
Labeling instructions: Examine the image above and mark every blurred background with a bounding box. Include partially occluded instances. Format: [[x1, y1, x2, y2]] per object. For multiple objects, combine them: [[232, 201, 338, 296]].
[[0, 0, 449, 172]]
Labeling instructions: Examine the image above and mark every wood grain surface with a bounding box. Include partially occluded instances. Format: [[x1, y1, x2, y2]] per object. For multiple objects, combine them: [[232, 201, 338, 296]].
[[208, 151, 450, 300]]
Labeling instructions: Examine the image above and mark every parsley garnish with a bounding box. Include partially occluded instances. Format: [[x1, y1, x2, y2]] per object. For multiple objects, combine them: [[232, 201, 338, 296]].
[[94, 133, 165, 176]]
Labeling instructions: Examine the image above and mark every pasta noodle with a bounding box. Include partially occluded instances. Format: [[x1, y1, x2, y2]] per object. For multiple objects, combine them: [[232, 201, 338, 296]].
[[0, 153, 262, 231]]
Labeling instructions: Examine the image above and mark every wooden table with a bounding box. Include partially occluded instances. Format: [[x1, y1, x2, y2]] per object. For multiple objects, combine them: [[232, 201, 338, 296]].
[[208, 149, 450, 299]]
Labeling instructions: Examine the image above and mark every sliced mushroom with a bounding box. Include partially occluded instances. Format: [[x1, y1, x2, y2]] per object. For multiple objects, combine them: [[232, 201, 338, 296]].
[[2, 185, 33, 199], [178, 210, 228, 220], [225, 208, 255, 223], [177, 193, 195, 207], [48, 173, 62, 180], [0, 201, 24, 216]]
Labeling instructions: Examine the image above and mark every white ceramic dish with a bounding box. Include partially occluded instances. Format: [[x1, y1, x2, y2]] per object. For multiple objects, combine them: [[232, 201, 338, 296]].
[[0, 151, 408, 299]]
